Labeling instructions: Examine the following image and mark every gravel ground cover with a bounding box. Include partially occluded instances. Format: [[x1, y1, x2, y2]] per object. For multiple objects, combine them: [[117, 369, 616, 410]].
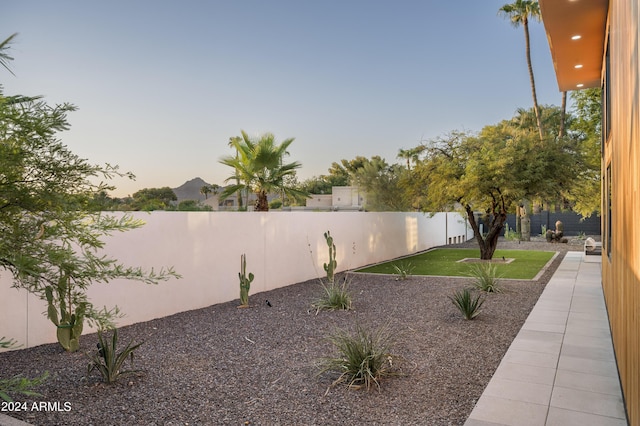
[[0, 237, 592, 425]]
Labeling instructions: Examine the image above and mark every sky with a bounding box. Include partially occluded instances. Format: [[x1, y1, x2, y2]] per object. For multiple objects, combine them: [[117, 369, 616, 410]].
[[1, 1, 565, 197]]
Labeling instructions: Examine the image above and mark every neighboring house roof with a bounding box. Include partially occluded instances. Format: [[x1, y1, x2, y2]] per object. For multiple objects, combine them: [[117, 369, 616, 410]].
[[539, 0, 608, 91]]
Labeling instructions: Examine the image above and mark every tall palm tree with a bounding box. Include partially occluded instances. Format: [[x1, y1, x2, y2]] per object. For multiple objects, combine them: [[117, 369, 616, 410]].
[[499, 0, 544, 142], [227, 136, 244, 209], [559, 91, 567, 138], [397, 146, 426, 171], [219, 131, 309, 211], [0, 33, 17, 76], [200, 185, 212, 199]]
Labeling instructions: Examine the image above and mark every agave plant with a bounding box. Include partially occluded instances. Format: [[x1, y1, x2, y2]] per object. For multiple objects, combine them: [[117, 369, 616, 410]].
[[449, 288, 485, 320], [392, 261, 415, 280], [87, 328, 143, 384]]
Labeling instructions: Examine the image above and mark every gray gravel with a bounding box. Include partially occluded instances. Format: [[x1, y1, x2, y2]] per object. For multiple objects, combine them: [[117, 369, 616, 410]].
[[0, 237, 590, 425]]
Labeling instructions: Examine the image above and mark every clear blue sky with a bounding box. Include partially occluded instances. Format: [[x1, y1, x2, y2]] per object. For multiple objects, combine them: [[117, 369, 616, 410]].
[[1, 1, 563, 197]]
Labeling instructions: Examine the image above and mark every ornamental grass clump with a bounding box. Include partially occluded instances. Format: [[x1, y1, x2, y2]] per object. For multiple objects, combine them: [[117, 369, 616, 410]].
[[313, 277, 352, 313], [469, 262, 503, 293], [449, 288, 485, 320], [318, 323, 397, 392]]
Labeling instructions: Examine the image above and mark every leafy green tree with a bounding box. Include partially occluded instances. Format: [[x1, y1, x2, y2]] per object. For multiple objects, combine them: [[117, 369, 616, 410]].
[[300, 176, 333, 195], [414, 121, 577, 259], [351, 157, 411, 211], [177, 200, 213, 211], [327, 156, 372, 186], [219, 131, 309, 211], [566, 88, 602, 216], [499, 0, 544, 141], [130, 187, 177, 211], [0, 86, 179, 351]]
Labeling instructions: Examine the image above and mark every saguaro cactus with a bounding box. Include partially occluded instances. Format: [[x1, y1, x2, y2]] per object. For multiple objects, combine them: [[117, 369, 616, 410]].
[[323, 231, 337, 284], [238, 253, 254, 307]]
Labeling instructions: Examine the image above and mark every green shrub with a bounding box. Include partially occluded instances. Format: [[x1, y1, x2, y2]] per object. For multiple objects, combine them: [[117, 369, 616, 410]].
[[468, 262, 503, 293], [269, 198, 283, 209], [313, 277, 352, 313], [87, 329, 143, 384], [392, 261, 415, 280], [318, 323, 397, 391], [449, 288, 485, 320]]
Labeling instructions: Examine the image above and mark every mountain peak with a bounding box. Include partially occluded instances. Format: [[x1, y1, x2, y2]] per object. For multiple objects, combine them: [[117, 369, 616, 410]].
[[173, 177, 211, 201]]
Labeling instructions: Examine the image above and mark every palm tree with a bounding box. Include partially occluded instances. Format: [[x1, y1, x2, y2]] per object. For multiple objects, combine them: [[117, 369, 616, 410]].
[[200, 185, 211, 199], [499, 0, 544, 142], [559, 91, 567, 138], [397, 146, 426, 171], [219, 131, 309, 211], [227, 136, 244, 209], [0, 33, 17, 76]]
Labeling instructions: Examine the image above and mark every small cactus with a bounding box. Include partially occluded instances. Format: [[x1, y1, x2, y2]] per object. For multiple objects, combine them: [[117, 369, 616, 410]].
[[323, 231, 337, 284], [238, 253, 254, 307], [45, 274, 86, 352]]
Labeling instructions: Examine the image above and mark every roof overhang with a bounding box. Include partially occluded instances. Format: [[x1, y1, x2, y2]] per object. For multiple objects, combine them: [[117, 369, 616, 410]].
[[539, 0, 609, 92]]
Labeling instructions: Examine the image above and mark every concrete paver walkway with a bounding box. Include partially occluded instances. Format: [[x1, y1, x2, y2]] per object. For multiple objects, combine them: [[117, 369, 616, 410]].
[[465, 251, 628, 426]]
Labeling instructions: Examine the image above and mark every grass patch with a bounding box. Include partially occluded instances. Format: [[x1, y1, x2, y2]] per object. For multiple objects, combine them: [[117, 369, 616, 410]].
[[355, 248, 555, 280]]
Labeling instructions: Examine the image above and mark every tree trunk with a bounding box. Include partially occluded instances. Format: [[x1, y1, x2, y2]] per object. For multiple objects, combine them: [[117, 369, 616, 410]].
[[559, 91, 567, 138], [255, 190, 269, 211], [523, 19, 544, 142], [465, 205, 507, 260]]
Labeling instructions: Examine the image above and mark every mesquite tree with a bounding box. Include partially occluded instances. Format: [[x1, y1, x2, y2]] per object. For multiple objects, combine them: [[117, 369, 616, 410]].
[[0, 89, 179, 351], [412, 122, 577, 259]]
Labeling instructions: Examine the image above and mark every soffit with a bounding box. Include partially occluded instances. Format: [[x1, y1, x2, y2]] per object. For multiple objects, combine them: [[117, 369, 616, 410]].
[[539, 0, 608, 91]]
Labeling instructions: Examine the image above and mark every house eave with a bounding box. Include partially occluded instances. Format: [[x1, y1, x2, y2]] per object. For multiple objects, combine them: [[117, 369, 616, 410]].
[[539, 0, 608, 92]]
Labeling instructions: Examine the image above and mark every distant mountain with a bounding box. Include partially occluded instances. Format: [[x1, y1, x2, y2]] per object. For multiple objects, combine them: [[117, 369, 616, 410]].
[[173, 177, 211, 202]]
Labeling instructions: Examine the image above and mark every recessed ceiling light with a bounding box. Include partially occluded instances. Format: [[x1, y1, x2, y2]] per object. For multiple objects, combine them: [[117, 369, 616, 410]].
[[572, 35, 582, 40], [577, 83, 584, 88], [575, 64, 583, 69]]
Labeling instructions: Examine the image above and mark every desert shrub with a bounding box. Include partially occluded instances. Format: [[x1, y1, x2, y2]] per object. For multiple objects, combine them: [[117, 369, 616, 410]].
[[87, 329, 143, 384], [469, 262, 503, 293], [318, 323, 397, 391], [449, 288, 485, 320]]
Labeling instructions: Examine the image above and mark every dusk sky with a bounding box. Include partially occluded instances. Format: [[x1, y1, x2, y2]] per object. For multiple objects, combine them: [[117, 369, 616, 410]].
[[1, 1, 564, 197]]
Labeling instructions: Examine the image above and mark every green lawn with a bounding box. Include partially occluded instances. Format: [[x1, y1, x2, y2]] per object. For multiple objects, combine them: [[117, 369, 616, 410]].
[[355, 248, 556, 280]]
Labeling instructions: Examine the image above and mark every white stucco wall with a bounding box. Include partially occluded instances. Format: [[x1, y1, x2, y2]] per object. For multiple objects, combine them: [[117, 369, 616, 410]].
[[0, 211, 470, 350]]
